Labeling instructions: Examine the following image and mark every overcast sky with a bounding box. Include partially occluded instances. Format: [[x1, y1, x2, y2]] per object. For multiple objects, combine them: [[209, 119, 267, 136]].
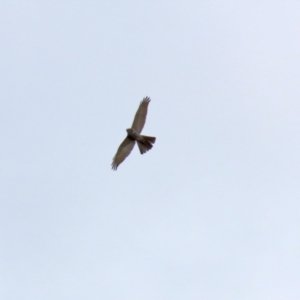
[[1, 1, 300, 299]]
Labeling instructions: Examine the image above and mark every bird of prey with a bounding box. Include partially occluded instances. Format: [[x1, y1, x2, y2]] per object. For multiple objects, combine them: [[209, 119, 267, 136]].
[[111, 96, 156, 170]]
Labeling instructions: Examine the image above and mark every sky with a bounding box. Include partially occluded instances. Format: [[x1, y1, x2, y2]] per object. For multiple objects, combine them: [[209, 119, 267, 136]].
[[1, 1, 300, 299]]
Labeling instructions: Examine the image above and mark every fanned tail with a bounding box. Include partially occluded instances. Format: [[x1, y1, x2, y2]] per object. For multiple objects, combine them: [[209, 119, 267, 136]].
[[137, 135, 156, 154]]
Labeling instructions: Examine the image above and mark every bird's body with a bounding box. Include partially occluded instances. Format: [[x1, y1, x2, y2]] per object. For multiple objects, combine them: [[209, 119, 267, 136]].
[[126, 128, 140, 140], [111, 97, 156, 170]]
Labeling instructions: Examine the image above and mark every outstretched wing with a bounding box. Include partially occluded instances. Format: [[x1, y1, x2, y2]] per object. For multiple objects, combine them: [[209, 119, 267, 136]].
[[111, 137, 135, 170], [131, 96, 151, 133]]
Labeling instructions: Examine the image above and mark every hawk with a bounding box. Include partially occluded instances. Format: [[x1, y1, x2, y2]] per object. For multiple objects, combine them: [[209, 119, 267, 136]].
[[111, 96, 156, 170]]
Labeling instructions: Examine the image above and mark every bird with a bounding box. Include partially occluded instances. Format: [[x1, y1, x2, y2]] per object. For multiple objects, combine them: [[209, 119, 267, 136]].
[[111, 96, 156, 170]]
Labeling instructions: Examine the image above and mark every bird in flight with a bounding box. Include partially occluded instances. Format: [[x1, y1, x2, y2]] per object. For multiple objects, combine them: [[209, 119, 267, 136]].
[[111, 96, 156, 170]]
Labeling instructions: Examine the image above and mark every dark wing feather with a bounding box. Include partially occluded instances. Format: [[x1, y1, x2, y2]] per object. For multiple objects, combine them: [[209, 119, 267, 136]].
[[111, 137, 135, 170], [131, 96, 151, 133]]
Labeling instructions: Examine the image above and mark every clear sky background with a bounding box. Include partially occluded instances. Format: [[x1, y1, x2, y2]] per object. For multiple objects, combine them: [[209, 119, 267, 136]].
[[1, 1, 300, 299]]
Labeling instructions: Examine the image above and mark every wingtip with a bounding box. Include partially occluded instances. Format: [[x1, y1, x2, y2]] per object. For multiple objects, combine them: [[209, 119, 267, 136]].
[[111, 162, 118, 170], [142, 96, 151, 103]]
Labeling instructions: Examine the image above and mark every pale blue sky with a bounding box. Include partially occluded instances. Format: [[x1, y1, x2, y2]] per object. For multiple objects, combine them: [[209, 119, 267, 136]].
[[1, 1, 300, 299]]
